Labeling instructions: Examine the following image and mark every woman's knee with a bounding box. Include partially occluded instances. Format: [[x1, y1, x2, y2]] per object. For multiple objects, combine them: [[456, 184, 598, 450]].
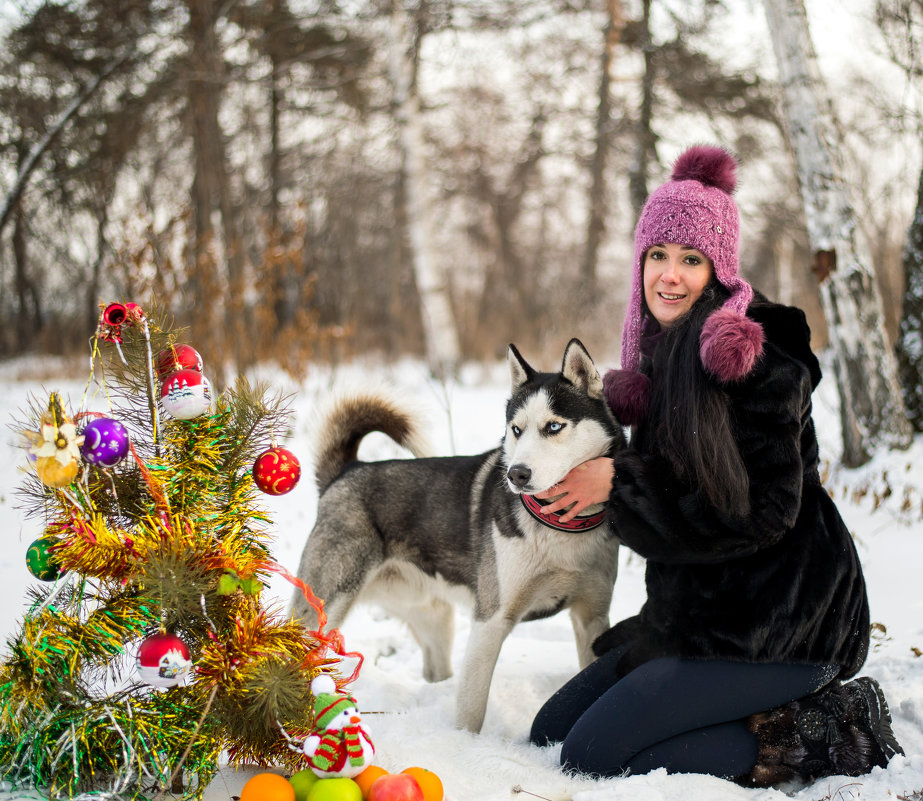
[[530, 706, 561, 747], [559, 729, 627, 778], [530, 647, 628, 748], [530, 680, 594, 746]]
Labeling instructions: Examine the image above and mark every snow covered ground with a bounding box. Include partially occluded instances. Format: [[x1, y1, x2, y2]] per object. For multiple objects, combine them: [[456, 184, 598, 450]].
[[0, 353, 920, 801]]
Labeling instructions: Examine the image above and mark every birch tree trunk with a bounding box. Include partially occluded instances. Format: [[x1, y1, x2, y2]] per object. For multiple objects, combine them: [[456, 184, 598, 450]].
[[762, 0, 912, 466], [389, 0, 461, 379]]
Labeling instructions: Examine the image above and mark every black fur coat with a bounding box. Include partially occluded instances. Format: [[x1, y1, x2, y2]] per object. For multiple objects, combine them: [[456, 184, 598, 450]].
[[595, 300, 870, 680]]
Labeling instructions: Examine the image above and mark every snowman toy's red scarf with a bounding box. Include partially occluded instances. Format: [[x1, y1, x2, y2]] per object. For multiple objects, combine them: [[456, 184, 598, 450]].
[[342, 724, 366, 765], [310, 725, 371, 772]]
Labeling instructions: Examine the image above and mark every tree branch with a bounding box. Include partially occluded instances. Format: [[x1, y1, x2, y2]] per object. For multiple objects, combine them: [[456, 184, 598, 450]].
[[0, 52, 130, 237]]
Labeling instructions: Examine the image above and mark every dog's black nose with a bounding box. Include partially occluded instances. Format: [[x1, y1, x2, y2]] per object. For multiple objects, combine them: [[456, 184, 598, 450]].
[[507, 464, 532, 488]]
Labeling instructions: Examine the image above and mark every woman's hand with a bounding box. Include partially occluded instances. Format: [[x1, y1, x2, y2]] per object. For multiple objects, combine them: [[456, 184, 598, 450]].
[[533, 457, 615, 524]]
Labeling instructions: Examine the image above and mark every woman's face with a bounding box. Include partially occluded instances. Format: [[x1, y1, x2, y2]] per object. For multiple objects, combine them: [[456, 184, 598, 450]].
[[642, 243, 714, 329]]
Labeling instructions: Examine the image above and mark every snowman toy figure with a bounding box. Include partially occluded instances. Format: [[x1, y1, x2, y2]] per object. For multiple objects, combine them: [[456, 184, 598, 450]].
[[302, 674, 375, 779]]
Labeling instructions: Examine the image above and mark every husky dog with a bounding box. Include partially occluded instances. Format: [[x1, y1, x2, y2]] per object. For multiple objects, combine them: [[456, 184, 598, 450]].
[[291, 338, 624, 733]]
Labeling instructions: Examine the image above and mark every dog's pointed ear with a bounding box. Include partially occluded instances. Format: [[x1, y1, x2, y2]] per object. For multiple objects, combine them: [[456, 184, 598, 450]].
[[562, 338, 603, 399], [508, 343, 534, 389]]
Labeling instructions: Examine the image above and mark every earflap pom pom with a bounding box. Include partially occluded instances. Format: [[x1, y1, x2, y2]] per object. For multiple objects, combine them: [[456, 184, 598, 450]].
[[700, 307, 765, 383], [671, 146, 738, 195], [603, 369, 651, 426]]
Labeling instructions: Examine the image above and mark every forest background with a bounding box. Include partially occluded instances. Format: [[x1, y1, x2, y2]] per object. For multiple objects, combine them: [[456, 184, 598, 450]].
[[2, 0, 923, 464]]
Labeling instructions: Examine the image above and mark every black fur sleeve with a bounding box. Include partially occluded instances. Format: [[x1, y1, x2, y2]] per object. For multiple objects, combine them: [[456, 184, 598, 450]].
[[607, 345, 811, 564]]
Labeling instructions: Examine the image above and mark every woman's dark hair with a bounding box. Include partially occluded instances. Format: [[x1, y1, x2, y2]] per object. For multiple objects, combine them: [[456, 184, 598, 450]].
[[644, 283, 750, 519]]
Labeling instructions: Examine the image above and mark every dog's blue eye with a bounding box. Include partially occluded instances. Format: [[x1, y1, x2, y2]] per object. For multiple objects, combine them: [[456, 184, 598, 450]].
[[511, 425, 521, 437], [547, 422, 564, 434]]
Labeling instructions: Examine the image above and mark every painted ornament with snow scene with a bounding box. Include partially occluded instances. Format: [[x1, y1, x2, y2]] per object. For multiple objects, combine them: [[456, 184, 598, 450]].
[[160, 368, 212, 419], [135, 631, 192, 688]]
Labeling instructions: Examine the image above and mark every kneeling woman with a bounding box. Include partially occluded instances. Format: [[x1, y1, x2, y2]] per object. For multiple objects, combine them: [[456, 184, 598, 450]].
[[529, 146, 903, 785]]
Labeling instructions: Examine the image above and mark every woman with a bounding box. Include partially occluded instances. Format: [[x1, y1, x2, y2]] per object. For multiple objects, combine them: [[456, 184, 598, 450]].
[[528, 145, 904, 785]]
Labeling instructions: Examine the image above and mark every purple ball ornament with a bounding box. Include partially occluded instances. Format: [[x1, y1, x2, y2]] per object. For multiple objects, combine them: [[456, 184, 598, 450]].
[[80, 417, 131, 467]]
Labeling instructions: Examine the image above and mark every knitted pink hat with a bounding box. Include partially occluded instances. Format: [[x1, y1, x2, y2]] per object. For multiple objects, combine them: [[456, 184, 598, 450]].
[[604, 145, 764, 425]]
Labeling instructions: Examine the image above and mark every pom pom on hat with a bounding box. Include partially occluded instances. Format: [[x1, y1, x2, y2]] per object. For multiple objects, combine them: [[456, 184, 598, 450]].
[[618, 144, 764, 410], [671, 146, 738, 194], [603, 368, 651, 427], [700, 307, 765, 382], [312, 673, 337, 696]]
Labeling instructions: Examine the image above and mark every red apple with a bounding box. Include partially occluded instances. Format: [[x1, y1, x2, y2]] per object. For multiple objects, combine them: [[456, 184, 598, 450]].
[[367, 773, 424, 801]]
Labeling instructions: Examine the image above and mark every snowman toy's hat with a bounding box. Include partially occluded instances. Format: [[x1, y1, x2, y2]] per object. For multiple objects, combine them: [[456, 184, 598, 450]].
[[311, 674, 358, 729]]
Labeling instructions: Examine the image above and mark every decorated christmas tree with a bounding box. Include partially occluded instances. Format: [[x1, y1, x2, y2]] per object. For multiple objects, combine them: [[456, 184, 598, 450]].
[[0, 303, 359, 800]]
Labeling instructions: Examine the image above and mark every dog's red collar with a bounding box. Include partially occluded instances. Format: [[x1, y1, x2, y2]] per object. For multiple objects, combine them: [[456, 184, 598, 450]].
[[520, 493, 607, 532]]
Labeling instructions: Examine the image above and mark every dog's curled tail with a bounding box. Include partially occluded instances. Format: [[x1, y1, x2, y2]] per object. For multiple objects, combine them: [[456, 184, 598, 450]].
[[312, 390, 434, 493]]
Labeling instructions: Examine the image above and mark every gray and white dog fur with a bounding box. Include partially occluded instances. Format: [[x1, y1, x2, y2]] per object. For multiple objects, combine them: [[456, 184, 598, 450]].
[[291, 338, 624, 733]]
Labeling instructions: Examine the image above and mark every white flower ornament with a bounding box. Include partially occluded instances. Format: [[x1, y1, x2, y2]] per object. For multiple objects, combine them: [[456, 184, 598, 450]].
[[23, 394, 85, 488], [31, 421, 84, 465]]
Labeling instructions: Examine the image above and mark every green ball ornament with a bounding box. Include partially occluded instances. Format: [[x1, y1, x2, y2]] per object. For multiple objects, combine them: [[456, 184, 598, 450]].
[[290, 769, 320, 801], [26, 538, 61, 581]]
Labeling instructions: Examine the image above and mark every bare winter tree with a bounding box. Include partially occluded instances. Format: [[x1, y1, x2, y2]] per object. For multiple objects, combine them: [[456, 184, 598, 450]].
[[231, 0, 371, 329], [581, 0, 624, 296], [624, 4, 780, 222], [184, 0, 244, 349], [627, 0, 656, 221], [389, 0, 461, 379], [0, 56, 126, 240], [0, 0, 159, 351], [762, 0, 912, 465], [464, 107, 547, 347]]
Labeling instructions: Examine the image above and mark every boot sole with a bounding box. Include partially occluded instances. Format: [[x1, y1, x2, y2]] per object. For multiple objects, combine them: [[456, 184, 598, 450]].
[[852, 676, 905, 762]]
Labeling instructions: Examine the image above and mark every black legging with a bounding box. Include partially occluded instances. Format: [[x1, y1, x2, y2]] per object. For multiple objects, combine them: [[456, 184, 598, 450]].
[[530, 643, 838, 779]]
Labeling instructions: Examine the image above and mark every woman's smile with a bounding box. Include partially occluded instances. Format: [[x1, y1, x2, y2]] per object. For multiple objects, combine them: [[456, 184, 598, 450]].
[[643, 243, 714, 328]]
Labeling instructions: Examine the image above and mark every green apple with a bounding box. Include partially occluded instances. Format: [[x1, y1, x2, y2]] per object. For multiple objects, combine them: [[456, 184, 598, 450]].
[[289, 769, 320, 801], [306, 777, 363, 801]]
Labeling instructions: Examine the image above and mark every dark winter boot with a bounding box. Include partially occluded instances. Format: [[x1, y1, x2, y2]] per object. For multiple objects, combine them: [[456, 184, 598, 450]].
[[737, 676, 904, 788]]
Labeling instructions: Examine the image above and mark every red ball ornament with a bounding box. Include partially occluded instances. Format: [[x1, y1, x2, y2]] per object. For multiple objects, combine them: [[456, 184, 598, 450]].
[[136, 632, 192, 688], [253, 447, 301, 495], [155, 344, 204, 380]]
